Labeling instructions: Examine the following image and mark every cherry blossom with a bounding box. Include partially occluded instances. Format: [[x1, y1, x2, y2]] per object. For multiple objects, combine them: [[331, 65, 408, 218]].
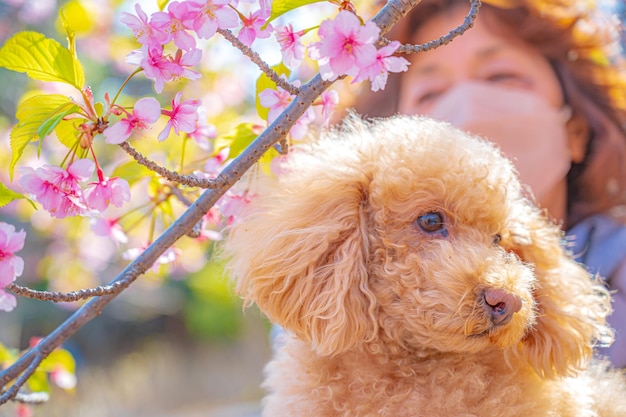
[[120, 3, 168, 47], [150, 1, 197, 51], [187, 0, 239, 40], [0, 222, 26, 312], [136, 46, 177, 93], [90, 217, 129, 244], [318, 89, 339, 125], [158, 92, 201, 141], [276, 24, 305, 69], [18, 159, 95, 218], [308, 10, 379, 81], [353, 41, 410, 91], [84, 177, 131, 212], [122, 243, 180, 272], [259, 85, 314, 139], [238, 7, 273, 47], [103, 97, 161, 144]]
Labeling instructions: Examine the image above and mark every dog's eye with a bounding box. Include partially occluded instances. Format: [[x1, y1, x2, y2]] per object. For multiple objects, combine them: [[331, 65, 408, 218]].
[[416, 212, 445, 234], [493, 234, 502, 245]]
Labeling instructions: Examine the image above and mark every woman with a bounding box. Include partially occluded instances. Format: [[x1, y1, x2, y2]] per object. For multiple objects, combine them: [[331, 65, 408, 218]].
[[356, 0, 626, 367]]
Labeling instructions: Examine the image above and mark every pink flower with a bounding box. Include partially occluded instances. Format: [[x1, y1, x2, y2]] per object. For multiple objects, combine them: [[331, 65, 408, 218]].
[[258, 86, 293, 123], [120, 3, 168, 47], [138, 46, 177, 93], [150, 1, 197, 51], [90, 217, 128, 244], [353, 41, 410, 91], [50, 367, 77, 390], [276, 24, 305, 69], [84, 177, 131, 212], [187, 0, 239, 39], [308, 10, 379, 81], [122, 243, 180, 272], [158, 92, 201, 141], [104, 97, 161, 144], [0, 222, 26, 312], [238, 8, 273, 47], [187, 106, 217, 150], [203, 147, 230, 176], [19, 160, 94, 218], [318, 89, 339, 125], [169, 48, 203, 82]]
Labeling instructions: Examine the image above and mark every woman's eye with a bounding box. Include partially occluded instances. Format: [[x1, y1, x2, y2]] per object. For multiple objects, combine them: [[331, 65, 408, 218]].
[[416, 211, 445, 234], [486, 73, 528, 88], [417, 90, 443, 105]]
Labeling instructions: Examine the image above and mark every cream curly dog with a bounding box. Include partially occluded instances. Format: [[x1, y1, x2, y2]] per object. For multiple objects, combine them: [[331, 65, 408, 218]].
[[224, 115, 626, 416]]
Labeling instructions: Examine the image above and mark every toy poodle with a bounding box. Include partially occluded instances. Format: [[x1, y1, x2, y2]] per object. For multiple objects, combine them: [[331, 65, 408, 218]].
[[224, 115, 626, 416]]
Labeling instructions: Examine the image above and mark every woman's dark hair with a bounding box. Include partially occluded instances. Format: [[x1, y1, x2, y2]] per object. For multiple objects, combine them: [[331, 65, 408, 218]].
[[355, 0, 626, 228]]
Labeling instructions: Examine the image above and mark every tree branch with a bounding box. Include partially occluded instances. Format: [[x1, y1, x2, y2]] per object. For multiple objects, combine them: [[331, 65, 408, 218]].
[[118, 141, 221, 188], [0, 0, 448, 403], [218, 28, 301, 96], [6, 281, 129, 303], [379, 0, 481, 53]]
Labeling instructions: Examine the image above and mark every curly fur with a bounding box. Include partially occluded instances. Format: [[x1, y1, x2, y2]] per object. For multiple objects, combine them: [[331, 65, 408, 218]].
[[223, 115, 626, 416]]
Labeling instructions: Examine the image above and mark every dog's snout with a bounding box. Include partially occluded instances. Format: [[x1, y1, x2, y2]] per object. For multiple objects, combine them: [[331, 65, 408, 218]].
[[483, 289, 522, 326]]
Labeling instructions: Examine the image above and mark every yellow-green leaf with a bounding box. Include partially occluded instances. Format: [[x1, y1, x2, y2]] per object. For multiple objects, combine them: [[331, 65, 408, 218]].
[[214, 123, 259, 159], [0, 182, 36, 209], [39, 349, 76, 374], [0, 31, 85, 88], [111, 161, 154, 187], [256, 63, 290, 121], [9, 94, 75, 179], [266, 0, 325, 25], [54, 118, 81, 150]]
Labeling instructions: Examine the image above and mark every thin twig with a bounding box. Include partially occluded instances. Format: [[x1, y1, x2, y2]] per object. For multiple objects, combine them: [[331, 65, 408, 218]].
[[0, 353, 44, 405], [6, 281, 128, 303], [118, 142, 222, 189], [218, 28, 301, 96], [379, 0, 481, 53]]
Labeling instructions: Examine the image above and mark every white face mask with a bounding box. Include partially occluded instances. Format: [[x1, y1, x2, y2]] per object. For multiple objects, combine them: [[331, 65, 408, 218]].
[[425, 82, 572, 201]]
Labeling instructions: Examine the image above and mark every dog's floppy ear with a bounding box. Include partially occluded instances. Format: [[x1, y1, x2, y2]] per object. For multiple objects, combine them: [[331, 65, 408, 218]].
[[507, 203, 613, 378], [224, 162, 378, 356]]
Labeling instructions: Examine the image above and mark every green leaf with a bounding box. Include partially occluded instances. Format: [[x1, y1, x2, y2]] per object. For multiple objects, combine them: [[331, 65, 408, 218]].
[[266, 0, 326, 25], [0, 31, 85, 88], [0, 182, 36, 209], [40, 349, 76, 374], [256, 62, 290, 121], [111, 161, 154, 187], [37, 102, 79, 141], [214, 123, 259, 160], [9, 94, 76, 179], [26, 371, 50, 393], [54, 118, 81, 149]]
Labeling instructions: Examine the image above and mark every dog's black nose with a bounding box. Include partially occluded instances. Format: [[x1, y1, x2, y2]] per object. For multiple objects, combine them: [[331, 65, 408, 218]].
[[483, 289, 522, 326]]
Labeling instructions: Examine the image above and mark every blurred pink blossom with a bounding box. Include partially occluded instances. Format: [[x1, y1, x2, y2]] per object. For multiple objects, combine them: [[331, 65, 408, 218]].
[[318, 89, 339, 125], [276, 24, 305, 69], [187, 0, 239, 39], [84, 177, 131, 212], [90, 218, 129, 244], [258, 86, 293, 123], [0, 222, 26, 312], [353, 41, 410, 91], [122, 244, 181, 272], [308, 10, 379, 81], [158, 92, 201, 141], [104, 97, 161, 144]]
